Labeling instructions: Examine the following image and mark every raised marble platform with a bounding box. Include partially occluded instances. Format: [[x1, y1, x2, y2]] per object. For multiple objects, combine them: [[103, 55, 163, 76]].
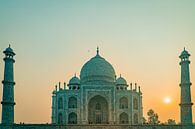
[[0, 124, 194, 129]]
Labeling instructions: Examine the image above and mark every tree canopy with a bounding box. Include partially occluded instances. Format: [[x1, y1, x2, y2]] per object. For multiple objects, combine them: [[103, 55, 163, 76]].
[[147, 109, 160, 124]]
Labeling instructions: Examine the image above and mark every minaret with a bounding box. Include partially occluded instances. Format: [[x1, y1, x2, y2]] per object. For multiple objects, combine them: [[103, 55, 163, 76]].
[[51, 89, 56, 124], [1, 45, 16, 124], [179, 48, 193, 125]]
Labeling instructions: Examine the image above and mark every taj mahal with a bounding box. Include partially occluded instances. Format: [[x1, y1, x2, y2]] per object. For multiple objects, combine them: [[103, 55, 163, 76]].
[[0, 45, 194, 129], [51, 48, 143, 125]]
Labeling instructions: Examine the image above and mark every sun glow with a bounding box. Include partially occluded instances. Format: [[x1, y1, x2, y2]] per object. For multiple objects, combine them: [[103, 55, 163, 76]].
[[164, 97, 171, 104]]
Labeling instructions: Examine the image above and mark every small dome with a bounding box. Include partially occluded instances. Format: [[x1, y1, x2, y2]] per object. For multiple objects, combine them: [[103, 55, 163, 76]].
[[5, 47, 13, 52], [68, 75, 80, 85], [80, 48, 116, 84], [3, 45, 15, 55], [179, 48, 190, 58], [181, 50, 189, 55], [116, 75, 127, 85]]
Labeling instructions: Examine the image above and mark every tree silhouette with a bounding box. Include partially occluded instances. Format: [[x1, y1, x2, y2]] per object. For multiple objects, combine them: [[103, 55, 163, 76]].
[[167, 119, 176, 125], [147, 109, 160, 124]]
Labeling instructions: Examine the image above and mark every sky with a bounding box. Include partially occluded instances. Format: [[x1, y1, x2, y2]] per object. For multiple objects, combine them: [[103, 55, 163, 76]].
[[0, 0, 195, 124]]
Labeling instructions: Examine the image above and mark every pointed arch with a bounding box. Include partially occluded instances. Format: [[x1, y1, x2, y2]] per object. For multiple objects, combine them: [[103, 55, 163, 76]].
[[133, 98, 138, 110], [119, 112, 129, 124], [119, 97, 128, 109], [68, 97, 77, 108], [88, 95, 108, 124], [58, 97, 63, 109], [68, 112, 77, 124]]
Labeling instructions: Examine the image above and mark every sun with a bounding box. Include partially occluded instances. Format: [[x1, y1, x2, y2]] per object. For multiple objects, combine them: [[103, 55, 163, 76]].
[[164, 97, 171, 104]]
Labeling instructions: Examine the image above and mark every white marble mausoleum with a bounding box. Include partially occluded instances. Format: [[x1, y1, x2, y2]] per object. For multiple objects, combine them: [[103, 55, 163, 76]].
[[51, 48, 143, 125]]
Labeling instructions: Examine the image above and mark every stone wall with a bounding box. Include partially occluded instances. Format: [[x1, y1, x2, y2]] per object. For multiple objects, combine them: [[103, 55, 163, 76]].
[[0, 124, 194, 129]]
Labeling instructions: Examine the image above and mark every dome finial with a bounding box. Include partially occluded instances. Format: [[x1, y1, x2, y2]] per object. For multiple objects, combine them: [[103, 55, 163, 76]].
[[9, 44, 11, 48], [74, 73, 76, 77], [96, 46, 99, 55], [184, 47, 186, 51], [120, 74, 121, 77]]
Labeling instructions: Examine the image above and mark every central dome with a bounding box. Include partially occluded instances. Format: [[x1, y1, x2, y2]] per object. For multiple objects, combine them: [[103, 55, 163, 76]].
[[80, 48, 116, 84]]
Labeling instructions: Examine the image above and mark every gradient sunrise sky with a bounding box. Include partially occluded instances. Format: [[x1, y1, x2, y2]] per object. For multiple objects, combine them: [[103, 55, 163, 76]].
[[0, 0, 194, 123]]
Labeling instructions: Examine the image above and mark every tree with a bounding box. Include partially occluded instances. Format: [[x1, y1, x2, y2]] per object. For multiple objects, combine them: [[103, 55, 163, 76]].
[[167, 119, 176, 125], [147, 109, 160, 124]]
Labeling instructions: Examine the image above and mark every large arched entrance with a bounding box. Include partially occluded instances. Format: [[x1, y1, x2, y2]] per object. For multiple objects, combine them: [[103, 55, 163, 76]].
[[88, 95, 108, 124]]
